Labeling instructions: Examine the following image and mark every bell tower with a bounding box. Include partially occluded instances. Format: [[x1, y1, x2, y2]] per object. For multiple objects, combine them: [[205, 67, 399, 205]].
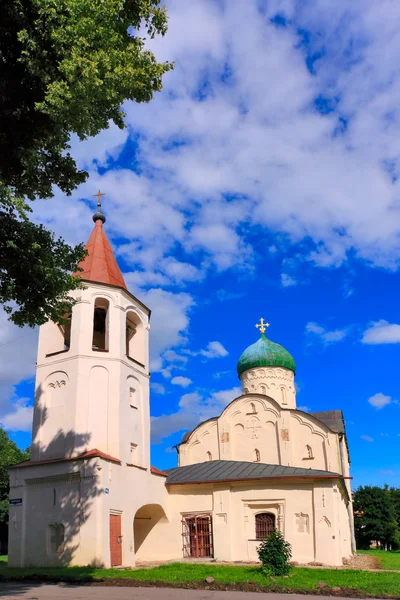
[[31, 195, 151, 469]]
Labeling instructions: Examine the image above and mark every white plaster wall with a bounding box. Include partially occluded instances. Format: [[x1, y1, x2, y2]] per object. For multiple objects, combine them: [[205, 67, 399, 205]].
[[8, 456, 170, 568], [179, 394, 342, 475], [126, 479, 349, 566]]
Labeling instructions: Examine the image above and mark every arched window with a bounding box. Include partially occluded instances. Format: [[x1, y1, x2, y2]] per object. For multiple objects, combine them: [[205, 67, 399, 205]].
[[304, 445, 313, 459], [253, 448, 260, 462], [250, 402, 256, 413], [255, 513, 275, 540], [206, 451, 212, 461], [92, 298, 109, 351], [126, 311, 145, 366]]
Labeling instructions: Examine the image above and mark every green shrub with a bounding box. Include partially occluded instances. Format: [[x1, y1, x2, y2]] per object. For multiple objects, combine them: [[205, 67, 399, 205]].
[[257, 529, 292, 576]]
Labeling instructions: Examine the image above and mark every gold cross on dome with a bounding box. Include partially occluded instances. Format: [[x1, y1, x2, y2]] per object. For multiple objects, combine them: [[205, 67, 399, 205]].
[[256, 318, 270, 335], [93, 189, 105, 210]]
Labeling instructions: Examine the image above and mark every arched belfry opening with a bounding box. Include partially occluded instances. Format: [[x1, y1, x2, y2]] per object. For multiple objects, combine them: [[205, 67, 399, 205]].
[[126, 311, 145, 366], [44, 312, 72, 357], [92, 298, 109, 351], [61, 314, 72, 350]]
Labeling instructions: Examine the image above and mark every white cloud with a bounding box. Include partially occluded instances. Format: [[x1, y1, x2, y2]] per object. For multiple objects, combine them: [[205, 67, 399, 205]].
[[361, 435, 374, 443], [151, 385, 241, 443], [281, 273, 297, 288], [151, 383, 166, 395], [23, 0, 400, 289], [171, 376, 192, 388], [297, 405, 310, 412], [199, 341, 229, 359], [0, 309, 37, 421], [368, 393, 392, 410], [381, 469, 394, 476], [137, 288, 194, 372], [1, 398, 33, 433], [305, 322, 349, 345], [183, 340, 229, 360], [362, 320, 400, 345]]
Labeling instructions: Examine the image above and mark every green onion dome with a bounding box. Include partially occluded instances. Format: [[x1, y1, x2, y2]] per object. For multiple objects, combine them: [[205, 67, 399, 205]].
[[237, 333, 296, 376]]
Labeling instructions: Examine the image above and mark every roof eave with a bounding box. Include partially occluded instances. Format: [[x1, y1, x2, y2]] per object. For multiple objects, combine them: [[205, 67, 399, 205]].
[[166, 474, 351, 486]]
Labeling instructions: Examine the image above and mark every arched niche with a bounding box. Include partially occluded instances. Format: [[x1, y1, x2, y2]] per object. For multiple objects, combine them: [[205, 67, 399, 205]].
[[45, 371, 69, 409], [126, 310, 145, 366]]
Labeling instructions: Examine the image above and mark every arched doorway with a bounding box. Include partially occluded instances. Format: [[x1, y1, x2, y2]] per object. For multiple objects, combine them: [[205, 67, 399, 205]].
[[134, 504, 168, 561]]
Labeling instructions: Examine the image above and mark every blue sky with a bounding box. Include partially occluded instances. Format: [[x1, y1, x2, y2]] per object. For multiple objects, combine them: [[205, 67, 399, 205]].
[[1, 0, 400, 488]]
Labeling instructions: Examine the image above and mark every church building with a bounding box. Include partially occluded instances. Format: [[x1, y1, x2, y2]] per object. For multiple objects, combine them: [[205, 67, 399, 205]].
[[8, 202, 355, 568]]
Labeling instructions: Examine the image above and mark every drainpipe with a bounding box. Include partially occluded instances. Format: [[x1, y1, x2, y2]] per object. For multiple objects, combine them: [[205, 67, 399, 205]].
[[339, 434, 356, 554]]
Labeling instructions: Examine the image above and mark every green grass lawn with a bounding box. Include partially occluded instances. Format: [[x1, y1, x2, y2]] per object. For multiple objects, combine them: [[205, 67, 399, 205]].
[[1, 560, 400, 597], [359, 549, 400, 570], [0, 556, 7, 563]]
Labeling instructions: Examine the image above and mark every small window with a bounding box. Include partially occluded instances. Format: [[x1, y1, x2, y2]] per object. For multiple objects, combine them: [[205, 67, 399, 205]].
[[304, 445, 313, 459], [129, 387, 137, 408], [250, 402, 256, 413], [206, 451, 212, 461], [281, 387, 287, 405], [253, 448, 260, 462], [92, 298, 109, 351], [255, 513, 275, 540], [49, 523, 65, 554], [130, 443, 138, 465]]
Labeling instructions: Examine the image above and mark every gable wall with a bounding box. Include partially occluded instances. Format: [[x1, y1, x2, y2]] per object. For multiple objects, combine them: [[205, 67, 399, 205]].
[[179, 395, 342, 474]]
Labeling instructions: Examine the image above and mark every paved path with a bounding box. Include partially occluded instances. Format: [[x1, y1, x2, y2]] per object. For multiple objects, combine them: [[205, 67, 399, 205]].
[[0, 583, 359, 600]]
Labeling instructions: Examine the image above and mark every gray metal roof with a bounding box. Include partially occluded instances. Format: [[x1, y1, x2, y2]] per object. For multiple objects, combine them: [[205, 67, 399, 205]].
[[165, 460, 342, 485], [309, 410, 345, 434]]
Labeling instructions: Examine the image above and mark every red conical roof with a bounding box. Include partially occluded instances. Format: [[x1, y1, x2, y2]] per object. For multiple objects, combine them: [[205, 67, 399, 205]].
[[74, 219, 127, 290]]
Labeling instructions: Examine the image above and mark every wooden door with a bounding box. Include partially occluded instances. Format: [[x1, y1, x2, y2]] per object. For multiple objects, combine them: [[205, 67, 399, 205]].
[[110, 514, 122, 566]]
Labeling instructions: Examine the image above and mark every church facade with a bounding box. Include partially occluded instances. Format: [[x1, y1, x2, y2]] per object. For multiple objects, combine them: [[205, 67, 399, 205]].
[[8, 206, 355, 568]]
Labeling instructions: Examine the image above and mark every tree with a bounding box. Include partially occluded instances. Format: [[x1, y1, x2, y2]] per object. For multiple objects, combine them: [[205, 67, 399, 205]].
[[353, 485, 400, 550], [257, 529, 292, 576], [0, 427, 30, 525], [0, 0, 172, 326]]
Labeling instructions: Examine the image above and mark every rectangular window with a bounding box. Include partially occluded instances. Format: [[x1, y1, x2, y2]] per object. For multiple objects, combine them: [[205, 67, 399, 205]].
[[130, 443, 138, 465], [129, 387, 137, 408], [49, 523, 65, 554]]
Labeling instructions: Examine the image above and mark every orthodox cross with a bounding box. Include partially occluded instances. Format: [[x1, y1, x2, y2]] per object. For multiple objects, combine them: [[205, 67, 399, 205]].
[[256, 318, 270, 335], [93, 189, 105, 211], [247, 417, 261, 439]]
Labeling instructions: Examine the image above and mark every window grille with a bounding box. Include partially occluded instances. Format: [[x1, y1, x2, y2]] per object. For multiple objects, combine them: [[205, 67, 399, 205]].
[[182, 514, 213, 558], [255, 513, 275, 539]]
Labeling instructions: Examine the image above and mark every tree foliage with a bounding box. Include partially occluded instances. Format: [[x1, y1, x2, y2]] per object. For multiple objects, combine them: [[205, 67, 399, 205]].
[[354, 485, 400, 550], [0, 0, 172, 326], [0, 427, 30, 524], [257, 529, 292, 576]]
